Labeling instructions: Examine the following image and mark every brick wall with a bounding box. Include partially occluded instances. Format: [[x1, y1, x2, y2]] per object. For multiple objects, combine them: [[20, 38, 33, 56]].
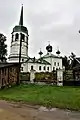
[[0, 65, 19, 88]]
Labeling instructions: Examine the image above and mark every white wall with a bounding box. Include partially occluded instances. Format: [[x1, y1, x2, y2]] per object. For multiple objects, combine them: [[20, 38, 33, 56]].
[[9, 31, 28, 62], [20, 56, 62, 73], [52, 58, 62, 70], [21, 62, 51, 73], [43, 57, 62, 71]]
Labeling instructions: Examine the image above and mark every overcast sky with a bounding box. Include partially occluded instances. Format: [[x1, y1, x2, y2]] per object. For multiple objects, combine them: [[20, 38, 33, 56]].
[[0, 0, 80, 58]]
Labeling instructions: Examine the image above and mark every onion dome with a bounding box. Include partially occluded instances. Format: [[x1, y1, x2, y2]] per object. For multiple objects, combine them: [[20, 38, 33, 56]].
[[46, 44, 52, 53], [39, 51, 43, 56], [56, 50, 61, 55], [38, 49, 43, 57]]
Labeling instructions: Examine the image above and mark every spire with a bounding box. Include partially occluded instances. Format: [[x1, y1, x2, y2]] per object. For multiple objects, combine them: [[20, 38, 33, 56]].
[[19, 4, 23, 26]]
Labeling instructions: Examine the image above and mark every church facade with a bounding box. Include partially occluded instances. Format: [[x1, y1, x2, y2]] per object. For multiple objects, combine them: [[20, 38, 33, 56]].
[[8, 5, 63, 73]]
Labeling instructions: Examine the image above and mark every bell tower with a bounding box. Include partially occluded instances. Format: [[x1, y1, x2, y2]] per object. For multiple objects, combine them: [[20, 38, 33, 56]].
[[8, 5, 29, 62]]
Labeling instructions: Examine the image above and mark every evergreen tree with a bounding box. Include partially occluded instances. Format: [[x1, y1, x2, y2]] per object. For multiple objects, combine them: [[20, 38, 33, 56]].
[[0, 33, 7, 62]]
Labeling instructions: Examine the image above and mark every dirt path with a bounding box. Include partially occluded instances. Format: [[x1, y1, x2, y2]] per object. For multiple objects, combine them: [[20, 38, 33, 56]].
[[0, 100, 80, 120]]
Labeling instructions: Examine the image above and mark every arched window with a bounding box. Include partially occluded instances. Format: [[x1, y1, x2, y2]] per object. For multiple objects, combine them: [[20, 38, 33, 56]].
[[21, 34, 25, 42], [56, 68, 58, 70], [54, 62, 56, 66], [15, 33, 19, 41], [39, 66, 41, 71], [22, 59, 24, 62], [58, 62, 59, 66], [31, 66, 33, 70], [43, 66, 45, 70], [47, 67, 49, 71]]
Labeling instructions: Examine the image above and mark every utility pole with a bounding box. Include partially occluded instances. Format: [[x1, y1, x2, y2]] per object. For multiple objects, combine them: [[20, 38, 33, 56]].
[[16, 5, 23, 85], [19, 33, 22, 64], [17, 33, 22, 85]]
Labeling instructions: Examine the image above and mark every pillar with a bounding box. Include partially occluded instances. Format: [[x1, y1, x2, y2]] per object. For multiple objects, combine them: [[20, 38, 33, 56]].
[[57, 69, 63, 86], [30, 70, 36, 83]]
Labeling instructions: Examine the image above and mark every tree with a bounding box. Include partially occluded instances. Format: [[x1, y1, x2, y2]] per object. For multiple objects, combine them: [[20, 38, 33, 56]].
[[0, 33, 7, 62], [69, 52, 76, 68], [62, 56, 70, 70]]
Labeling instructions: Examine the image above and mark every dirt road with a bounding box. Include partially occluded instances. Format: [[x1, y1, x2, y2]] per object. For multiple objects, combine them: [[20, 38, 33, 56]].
[[0, 100, 80, 120]]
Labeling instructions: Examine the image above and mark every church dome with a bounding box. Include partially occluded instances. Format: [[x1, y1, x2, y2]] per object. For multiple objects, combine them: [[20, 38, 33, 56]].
[[39, 50, 43, 56], [46, 44, 52, 52], [56, 50, 60, 55]]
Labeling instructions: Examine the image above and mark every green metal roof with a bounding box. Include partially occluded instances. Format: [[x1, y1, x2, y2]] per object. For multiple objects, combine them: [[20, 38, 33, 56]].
[[12, 5, 28, 35], [25, 57, 51, 65], [12, 25, 28, 34]]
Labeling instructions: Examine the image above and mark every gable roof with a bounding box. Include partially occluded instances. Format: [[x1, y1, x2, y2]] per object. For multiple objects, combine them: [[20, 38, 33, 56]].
[[25, 57, 51, 65], [37, 58, 51, 65], [25, 57, 37, 63]]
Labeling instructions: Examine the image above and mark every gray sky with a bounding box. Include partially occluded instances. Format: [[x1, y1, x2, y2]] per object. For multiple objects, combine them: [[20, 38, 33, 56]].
[[0, 0, 80, 58]]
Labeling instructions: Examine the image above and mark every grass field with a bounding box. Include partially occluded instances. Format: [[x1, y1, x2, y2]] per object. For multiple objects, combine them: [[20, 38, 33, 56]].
[[0, 84, 80, 110]]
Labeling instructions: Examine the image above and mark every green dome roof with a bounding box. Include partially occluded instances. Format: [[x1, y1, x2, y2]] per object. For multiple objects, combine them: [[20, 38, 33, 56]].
[[12, 25, 28, 35]]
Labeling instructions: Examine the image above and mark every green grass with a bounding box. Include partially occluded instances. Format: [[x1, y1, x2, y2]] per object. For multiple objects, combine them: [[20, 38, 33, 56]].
[[0, 84, 80, 110]]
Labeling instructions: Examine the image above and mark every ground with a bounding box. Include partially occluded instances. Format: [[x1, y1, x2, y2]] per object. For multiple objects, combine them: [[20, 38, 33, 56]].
[[0, 84, 80, 110], [0, 100, 80, 120], [1, 84, 80, 119]]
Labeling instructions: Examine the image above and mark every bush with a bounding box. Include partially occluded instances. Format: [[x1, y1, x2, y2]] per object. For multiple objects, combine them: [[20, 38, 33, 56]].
[[35, 72, 57, 83]]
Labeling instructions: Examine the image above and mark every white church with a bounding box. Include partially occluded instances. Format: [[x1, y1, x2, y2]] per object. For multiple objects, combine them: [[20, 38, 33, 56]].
[[8, 5, 63, 73]]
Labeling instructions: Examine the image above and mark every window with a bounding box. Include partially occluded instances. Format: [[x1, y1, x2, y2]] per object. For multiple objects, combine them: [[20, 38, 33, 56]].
[[54, 62, 56, 66], [31, 66, 33, 70], [47, 67, 49, 71], [53, 67, 55, 71], [20, 67, 23, 71], [22, 59, 24, 62], [21, 34, 25, 41], [15, 33, 19, 41], [39, 66, 41, 70], [58, 62, 59, 66], [56, 68, 58, 70], [43, 66, 45, 70]]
